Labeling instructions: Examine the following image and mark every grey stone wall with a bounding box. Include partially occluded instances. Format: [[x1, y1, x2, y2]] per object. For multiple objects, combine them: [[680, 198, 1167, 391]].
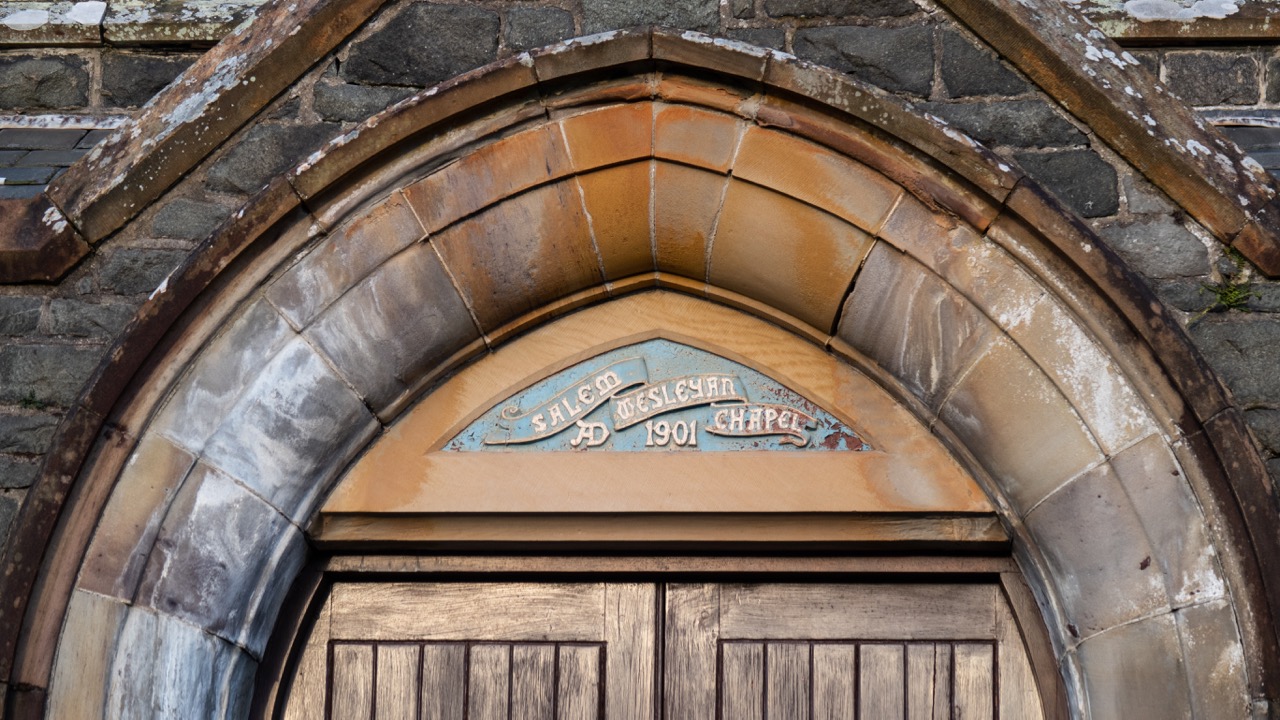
[[1, 0, 1279, 555]]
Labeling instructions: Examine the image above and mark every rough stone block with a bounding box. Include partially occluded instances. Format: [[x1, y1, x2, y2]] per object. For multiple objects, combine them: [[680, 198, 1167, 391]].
[[97, 247, 189, 296], [1111, 435, 1225, 606], [764, 0, 918, 16], [582, 0, 718, 33], [306, 243, 480, 412], [0, 411, 59, 453], [0, 342, 102, 405], [505, 7, 574, 51], [731, 0, 755, 18], [0, 295, 41, 334], [1267, 54, 1280, 104], [101, 52, 197, 109], [1076, 613, 1193, 716], [1026, 462, 1168, 637], [939, 336, 1103, 513], [1154, 279, 1211, 313], [1096, 216, 1209, 279], [151, 198, 233, 241], [0, 456, 39, 488], [136, 461, 306, 655], [108, 607, 251, 718], [1013, 149, 1119, 218], [0, 150, 23, 167], [0, 492, 17, 548], [1245, 407, 1280, 454], [200, 337, 378, 522], [207, 122, 340, 196], [0, 54, 89, 109], [940, 29, 1031, 98], [793, 25, 934, 97], [433, 181, 603, 331], [344, 3, 499, 87], [1164, 50, 1260, 106], [1122, 173, 1175, 215], [838, 243, 997, 407], [313, 81, 414, 123], [1191, 317, 1280, 407], [919, 100, 1085, 148], [724, 28, 784, 50], [47, 299, 135, 338], [711, 179, 875, 331], [1175, 600, 1250, 718], [0, 127, 84, 150], [150, 298, 294, 454]]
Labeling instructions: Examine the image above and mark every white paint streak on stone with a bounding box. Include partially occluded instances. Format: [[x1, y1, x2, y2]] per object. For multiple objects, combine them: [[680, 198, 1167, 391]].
[[1124, 0, 1239, 20], [66, 1, 107, 25], [149, 274, 171, 300], [42, 206, 68, 234], [2, 9, 48, 30]]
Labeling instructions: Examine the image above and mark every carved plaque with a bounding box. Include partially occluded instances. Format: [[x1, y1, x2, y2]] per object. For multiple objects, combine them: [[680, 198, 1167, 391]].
[[447, 339, 870, 452]]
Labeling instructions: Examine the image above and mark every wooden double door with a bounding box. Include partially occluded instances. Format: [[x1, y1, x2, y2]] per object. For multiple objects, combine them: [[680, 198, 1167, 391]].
[[279, 580, 1048, 719]]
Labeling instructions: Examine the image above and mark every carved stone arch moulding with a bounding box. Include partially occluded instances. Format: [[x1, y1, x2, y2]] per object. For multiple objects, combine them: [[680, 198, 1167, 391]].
[[2, 30, 1277, 720]]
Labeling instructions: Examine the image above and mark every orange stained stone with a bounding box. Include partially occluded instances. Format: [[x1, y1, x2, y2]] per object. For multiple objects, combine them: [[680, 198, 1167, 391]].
[[401, 123, 573, 233], [432, 181, 603, 331], [654, 103, 744, 172], [576, 161, 655, 281], [733, 126, 902, 235], [653, 161, 727, 281], [559, 102, 653, 171], [710, 179, 875, 332]]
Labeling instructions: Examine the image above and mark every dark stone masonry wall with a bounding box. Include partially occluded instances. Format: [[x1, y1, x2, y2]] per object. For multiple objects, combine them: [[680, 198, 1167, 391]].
[[2, 0, 1280, 552]]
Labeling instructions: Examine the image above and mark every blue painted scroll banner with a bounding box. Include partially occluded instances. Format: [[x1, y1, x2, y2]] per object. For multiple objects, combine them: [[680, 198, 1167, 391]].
[[706, 402, 817, 447], [610, 374, 748, 430], [483, 358, 648, 445]]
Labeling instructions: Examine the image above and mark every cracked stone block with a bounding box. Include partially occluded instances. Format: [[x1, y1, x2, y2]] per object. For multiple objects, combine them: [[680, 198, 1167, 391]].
[[151, 197, 232, 241], [136, 461, 307, 655], [1026, 462, 1169, 637], [1175, 600, 1250, 719], [764, 0, 918, 16], [101, 52, 197, 109], [312, 81, 414, 123], [0, 342, 102, 405], [940, 29, 1029, 98], [1014, 149, 1119, 218], [1096, 216, 1209, 279], [343, 3, 499, 87], [206, 122, 340, 196], [0, 456, 39, 488], [793, 25, 934, 97], [48, 298, 135, 337], [919, 100, 1085, 149], [504, 7, 574, 51], [0, 295, 41, 334], [306, 242, 479, 413], [96, 247, 188, 296], [0, 54, 88, 108], [1075, 613, 1194, 718], [582, 0, 718, 33], [1165, 50, 1260, 106], [838, 243, 997, 407], [1245, 407, 1280, 454], [199, 336, 377, 521], [150, 298, 294, 454], [0, 411, 59, 453], [939, 336, 1103, 513], [1191, 317, 1280, 407]]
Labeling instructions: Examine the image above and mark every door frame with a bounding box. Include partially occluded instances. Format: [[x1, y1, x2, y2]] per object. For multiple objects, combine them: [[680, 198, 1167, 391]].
[[252, 554, 1069, 719]]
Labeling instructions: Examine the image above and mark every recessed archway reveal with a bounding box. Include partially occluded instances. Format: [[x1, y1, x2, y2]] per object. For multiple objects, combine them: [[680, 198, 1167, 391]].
[[2, 30, 1277, 719]]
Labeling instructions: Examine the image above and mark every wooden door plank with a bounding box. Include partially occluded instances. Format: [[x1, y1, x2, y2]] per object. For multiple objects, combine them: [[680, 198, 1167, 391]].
[[996, 596, 1046, 719], [813, 644, 856, 720], [375, 644, 421, 720], [558, 645, 601, 720], [512, 644, 556, 720], [720, 584, 996, 640], [330, 583, 606, 641], [721, 643, 764, 720], [605, 583, 656, 720], [932, 645, 953, 720], [469, 644, 512, 720], [766, 643, 810, 720], [858, 644, 905, 718], [953, 644, 994, 720], [421, 644, 466, 720], [283, 602, 331, 720], [906, 644, 937, 720], [665, 584, 719, 720], [331, 644, 374, 720]]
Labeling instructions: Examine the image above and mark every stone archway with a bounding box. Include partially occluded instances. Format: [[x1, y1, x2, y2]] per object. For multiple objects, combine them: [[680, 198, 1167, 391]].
[[2, 31, 1274, 719]]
